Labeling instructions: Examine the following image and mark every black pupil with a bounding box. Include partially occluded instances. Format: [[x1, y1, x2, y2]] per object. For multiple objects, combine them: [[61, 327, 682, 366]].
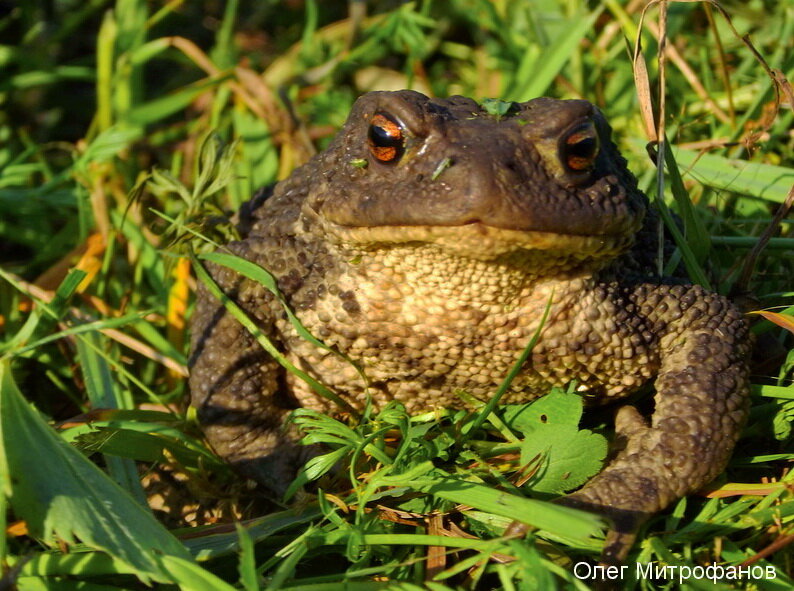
[[568, 136, 597, 159], [369, 123, 401, 148]]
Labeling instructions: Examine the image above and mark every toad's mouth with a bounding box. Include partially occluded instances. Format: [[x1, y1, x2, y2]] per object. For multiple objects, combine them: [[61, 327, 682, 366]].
[[315, 216, 636, 262]]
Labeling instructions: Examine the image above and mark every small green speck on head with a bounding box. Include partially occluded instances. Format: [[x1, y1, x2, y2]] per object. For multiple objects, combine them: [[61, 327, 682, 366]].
[[350, 158, 368, 169], [431, 157, 453, 180], [482, 98, 518, 120], [349, 255, 363, 265]]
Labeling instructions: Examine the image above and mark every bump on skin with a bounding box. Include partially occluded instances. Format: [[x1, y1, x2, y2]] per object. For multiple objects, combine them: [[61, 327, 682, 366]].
[[189, 90, 750, 558]]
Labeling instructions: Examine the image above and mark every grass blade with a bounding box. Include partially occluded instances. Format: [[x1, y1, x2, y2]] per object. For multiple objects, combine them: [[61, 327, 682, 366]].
[[0, 360, 190, 585], [507, 8, 600, 100], [406, 468, 603, 541], [672, 147, 794, 204]]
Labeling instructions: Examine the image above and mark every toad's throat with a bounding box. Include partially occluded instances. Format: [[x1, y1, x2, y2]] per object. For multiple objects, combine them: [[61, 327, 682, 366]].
[[317, 218, 636, 262]]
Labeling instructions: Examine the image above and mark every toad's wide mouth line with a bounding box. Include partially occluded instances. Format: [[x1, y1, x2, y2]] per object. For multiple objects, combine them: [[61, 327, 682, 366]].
[[317, 218, 635, 258]]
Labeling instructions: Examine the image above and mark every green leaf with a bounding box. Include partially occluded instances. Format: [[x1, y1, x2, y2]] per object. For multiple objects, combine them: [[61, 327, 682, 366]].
[[181, 507, 323, 560], [236, 522, 259, 591], [0, 268, 85, 355], [128, 37, 172, 66], [74, 426, 216, 468], [8, 66, 95, 89], [652, 140, 711, 289], [10, 310, 153, 359], [49, 269, 88, 318], [0, 360, 191, 584], [503, 391, 607, 494], [403, 467, 603, 539], [156, 554, 238, 591], [75, 428, 168, 462], [0, 383, 6, 564], [753, 384, 794, 399], [232, 108, 278, 202], [14, 550, 140, 579], [663, 140, 711, 266], [125, 75, 232, 126], [520, 423, 607, 494], [61, 417, 225, 473], [74, 125, 143, 172], [506, 8, 601, 100], [285, 447, 349, 501], [111, 210, 167, 298], [148, 168, 192, 203], [481, 98, 516, 119], [672, 147, 794, 204], [75, 330, 145, 504], [76, 331, 124, 410], [502, 389, 583, 433]]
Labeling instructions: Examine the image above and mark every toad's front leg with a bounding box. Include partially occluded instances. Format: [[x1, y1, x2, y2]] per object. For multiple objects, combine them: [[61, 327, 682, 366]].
[[565, 284, 750, 563], [189, 241, 307, 493]]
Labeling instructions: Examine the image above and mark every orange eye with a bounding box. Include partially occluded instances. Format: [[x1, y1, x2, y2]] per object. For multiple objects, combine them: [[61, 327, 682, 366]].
[[368, 113, 405, 163], [561, 122, 599, 172]]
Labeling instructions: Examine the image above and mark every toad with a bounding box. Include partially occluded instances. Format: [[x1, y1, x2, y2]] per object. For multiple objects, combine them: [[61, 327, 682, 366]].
[[189, 90, 749, 562]]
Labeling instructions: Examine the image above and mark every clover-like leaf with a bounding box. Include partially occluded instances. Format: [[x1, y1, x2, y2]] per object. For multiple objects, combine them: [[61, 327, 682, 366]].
[[505, 390, 608, 494], [520, 423, 607, 494], [502, 388, 583, 433]]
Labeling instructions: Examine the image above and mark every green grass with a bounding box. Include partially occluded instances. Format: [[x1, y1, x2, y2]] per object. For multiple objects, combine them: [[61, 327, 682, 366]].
[[1, 0, 793, 589]]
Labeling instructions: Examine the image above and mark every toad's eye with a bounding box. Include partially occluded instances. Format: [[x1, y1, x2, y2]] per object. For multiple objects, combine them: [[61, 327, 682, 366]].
[[560, 121, 599, 172], [368, 113, 406, 164]]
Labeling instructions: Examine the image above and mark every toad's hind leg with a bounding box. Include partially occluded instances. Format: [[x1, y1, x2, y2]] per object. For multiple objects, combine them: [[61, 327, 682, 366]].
[[564, 285, 750, 563], [189, 244, 306, 493]]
